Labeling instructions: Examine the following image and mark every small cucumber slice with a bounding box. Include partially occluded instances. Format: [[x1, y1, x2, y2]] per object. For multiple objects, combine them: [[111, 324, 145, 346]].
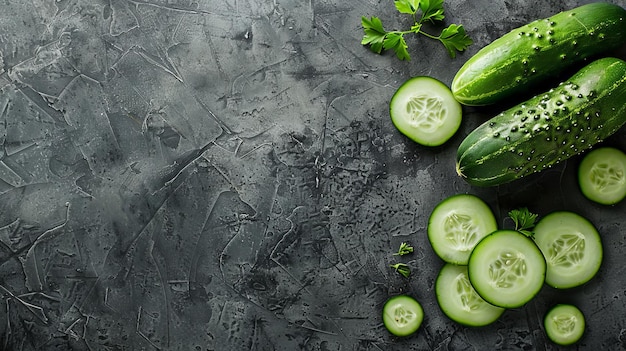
[[533, 211, 602, 289], [578, 147, 626, 205], [468, 230, 546, 308], [382, 295, 424, 337], [389, 76, 462, 147], [428, 194, 498, 265], [544, 304, 585, 346], [435, 263, 505, 326]]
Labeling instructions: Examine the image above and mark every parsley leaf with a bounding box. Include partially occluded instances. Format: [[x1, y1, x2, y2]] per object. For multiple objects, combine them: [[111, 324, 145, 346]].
[[509, 207, 539, 237], [361, 16, 386, 54], [439, 24, 473, 58], [419, 0, 445, 22], [394, 0, 420, 15], [391, 263, 411, 278], [361, 0, 471, 60], [383, 33, 410, 60], [393, 242, 414, 256]]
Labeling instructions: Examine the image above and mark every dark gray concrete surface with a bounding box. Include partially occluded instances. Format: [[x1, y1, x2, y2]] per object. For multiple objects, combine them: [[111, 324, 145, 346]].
[[1, 0, 625, 350]]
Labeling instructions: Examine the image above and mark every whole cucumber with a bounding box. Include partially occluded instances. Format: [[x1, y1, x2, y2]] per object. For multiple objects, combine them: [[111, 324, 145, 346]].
[[456, 57, 626, 187], [452, 2, 626, 106]]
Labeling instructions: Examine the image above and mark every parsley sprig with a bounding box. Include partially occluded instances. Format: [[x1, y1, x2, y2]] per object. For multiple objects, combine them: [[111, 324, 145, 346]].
[[390, 263, 411, 278], [393, 242, 414, 256], [361, 0, 472, 60], [508, 208, 539, 237]]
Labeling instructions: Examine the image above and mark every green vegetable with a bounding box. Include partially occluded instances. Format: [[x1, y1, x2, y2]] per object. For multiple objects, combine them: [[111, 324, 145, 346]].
[[533, 211, 602, 289], [451, 2, 626, 105], [467, 230, 546, 308], [382, 295, 424, 336], [435, 263, 505, 326], [361, 0, 472, 60], [427, 194, 497, 265], [393, 242, 414, 256], [578, 147, 626, 205], [456, 57, 626, 187], [544, 304, 586, 345], [390, 263, 411, 278], [508, 207, 538, 237], [390, 76, 462, 147]]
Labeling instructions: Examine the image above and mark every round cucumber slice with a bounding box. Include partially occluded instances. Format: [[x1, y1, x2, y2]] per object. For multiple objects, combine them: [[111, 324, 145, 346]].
[[435, 263, 505, 326], [533, 211, 602, 289], [544, 304, 585, 346], [389, 76, 462, 147], [428, 194, 498, 265], [468, 230, 546, 308], [382, 295, 424, 337], [578, 147, 626, 205]]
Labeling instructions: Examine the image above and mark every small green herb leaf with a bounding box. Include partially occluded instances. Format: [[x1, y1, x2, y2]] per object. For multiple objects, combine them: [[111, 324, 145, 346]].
[[394, 0, 420, 15], [393, 242, 414, 256], [509, 207, 539, 237], [391, 263, 411, 278], [361, 16, 387, 54], [383, 33, 411, 60], [419, 0, 445, 22], [439, 24, 473, 58]]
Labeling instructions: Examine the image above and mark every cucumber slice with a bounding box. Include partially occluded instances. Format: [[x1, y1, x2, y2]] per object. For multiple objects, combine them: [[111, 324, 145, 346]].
[[533, 211, 602, 289], [382, 295, 424, 337], [578, 147, 626, 205], [435, 263, 505, 326], [544, 304, 585, 346], [428, 194, 498, 265], [389, 76, 462, 147], [468, 230, 546, 308]]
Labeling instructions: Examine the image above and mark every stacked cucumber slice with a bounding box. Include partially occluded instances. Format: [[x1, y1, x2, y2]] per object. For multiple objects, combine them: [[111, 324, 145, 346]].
[[427, 194, 602, 344]]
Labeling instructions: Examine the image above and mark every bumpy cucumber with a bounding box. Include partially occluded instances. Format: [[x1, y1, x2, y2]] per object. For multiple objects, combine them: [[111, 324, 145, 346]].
[[456, 57, 626, 187], [452, 2, 626, 106]]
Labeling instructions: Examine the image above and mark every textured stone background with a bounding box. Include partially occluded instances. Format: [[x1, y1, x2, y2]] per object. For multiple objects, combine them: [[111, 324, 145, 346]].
[[0, 0, 625, 350]]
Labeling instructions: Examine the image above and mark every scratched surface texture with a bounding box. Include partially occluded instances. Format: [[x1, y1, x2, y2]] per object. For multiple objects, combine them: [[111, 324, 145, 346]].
[[1, 0, 626, 350]]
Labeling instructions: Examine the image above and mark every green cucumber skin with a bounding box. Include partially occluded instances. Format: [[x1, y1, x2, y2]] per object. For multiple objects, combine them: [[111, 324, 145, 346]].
[[456, 57, 626, 187], [452, 2, 626, 106]]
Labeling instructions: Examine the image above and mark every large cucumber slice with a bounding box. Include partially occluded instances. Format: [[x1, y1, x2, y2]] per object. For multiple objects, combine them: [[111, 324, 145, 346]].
[[435, 263, 505, 326], [578, 147, 626, 205], [468, 230, 546, 308], [532, 211, 602, 289], [428, 194, 498, 265], [390, 76, 462, 147]]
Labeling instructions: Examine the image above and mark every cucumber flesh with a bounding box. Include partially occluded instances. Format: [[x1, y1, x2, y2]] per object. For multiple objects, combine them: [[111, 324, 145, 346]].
[[544, 304, 585, 346], [578, 147, 626, 205], [390, 76, 462, 147], [428, 194, 498, 265], [468, 230, 546, 308], [435, 263, 505, 326], [533, 211, 602, 289], [382, 295, 424, 337]]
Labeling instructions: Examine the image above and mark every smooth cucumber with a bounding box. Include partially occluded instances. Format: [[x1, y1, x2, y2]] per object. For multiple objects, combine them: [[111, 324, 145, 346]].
[[452, 2, 626, 106], [456, 57, 626, 187]]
